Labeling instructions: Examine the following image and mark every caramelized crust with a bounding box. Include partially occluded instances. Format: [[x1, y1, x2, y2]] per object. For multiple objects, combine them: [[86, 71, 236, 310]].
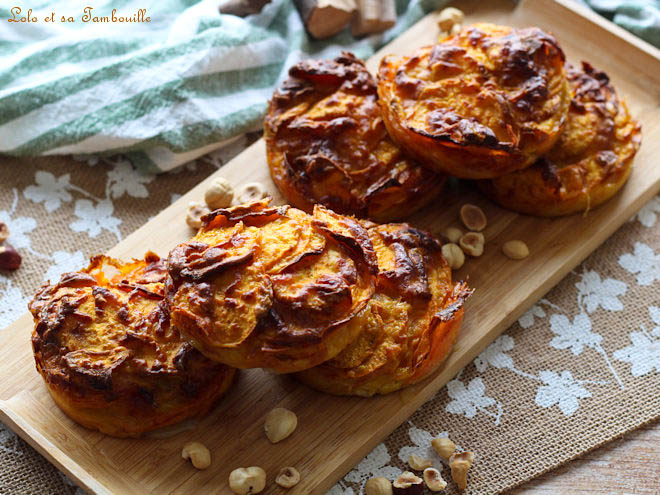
[[167, 199, 378, 373], [265, 52, 446, 222], [295, 223, 471, 396], [479, 62, 642, 216], [30, 253, 235, 438], [377, 23, 571, 179]]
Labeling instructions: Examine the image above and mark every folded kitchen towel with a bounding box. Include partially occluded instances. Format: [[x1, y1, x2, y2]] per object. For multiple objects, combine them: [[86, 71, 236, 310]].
[[580, 0, 660, 47], [0, 0, 445, 173], [2, 0, 658, 173]]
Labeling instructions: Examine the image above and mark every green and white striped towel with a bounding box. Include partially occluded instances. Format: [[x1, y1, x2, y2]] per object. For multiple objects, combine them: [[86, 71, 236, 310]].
[[578, 0, 660, 47], [0, 0, 445, 173]]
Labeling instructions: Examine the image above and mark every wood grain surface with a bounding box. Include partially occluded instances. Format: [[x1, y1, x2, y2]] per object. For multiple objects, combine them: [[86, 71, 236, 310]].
[[0, 1, 659, 494], [514, 420, 660, 495]]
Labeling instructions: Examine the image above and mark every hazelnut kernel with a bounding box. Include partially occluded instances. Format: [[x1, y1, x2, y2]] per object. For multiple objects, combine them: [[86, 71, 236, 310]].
[[502, 240, 530, 260], [365, 476, 393, 495], [443, 226, 463, 243], [275, 466, 300, 489], [0, 244, 21, 271], [228, 466, 266, 494], [431, 437, 455, 460], [181, 442, 211, 470], [408, 454, 432, 471], [442, 243, 465, 270], [423, 467, 447, 492], [186, 201, 210, 230], [437, 7, 464, 32], [204, 177, 234, 210], [264, 407, 297, 443], [235, 182, 269, 205], [450, 23, 463, 35], [393, 471, 424, 495], [459, 232, 485, 257], [460, 204, 487, 231], [0, 222, 9, 243], [449, 451, 474, 491]]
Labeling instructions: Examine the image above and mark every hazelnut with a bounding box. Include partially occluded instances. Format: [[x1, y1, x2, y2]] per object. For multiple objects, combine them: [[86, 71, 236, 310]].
[[443, 226, 463, 243], [275, 466, 300, 489], [229, 466, 266, 494], [408, 454, 432, 471], [459, 204, 487, 232], [441, 243, 465, 270], [0, 222, 9, 243], [264, 407, 297, 443], [235, 182, 269, 205], [186, 201, 210, 230], [431, 437, 455, 460], [181, 442, 211, 470], [423, 467, 447, 492], [0, 244, 21, 271], [365, 477, 393, 495], [459, 232, 485, 257], [449, 451, 474, 491], [502, 240, 530, 260], [204, 177, 234, 210], [392, 471, 424, 495], [437, 7, 464, 32]]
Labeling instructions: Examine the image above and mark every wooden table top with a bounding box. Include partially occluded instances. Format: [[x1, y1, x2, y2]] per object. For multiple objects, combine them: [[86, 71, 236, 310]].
[[513, 420, 660, 494]]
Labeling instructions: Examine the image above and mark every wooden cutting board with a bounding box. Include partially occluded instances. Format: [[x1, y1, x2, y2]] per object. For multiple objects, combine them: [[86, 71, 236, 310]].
[[1, 0, 659, 493]]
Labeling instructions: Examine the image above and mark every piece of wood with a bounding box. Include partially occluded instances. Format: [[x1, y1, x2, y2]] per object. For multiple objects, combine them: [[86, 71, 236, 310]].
[[294, 0, 356, 39], [351, 0, 396, 36], [218, 0, 271, 17], [513, 421, 660, 494], [1, 0, 659, 494]]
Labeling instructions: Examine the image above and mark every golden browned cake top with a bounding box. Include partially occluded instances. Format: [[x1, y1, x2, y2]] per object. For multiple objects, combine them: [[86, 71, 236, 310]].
[[30, 253, 227, 404], [542, 61, 641, 181], [167, 200, 378, 371], [379, 23, 568, 154], [265, 52, 445, 221], [480, 61, 642, 216], [340, 223, 468, 368], [296, 222, 471, 396]]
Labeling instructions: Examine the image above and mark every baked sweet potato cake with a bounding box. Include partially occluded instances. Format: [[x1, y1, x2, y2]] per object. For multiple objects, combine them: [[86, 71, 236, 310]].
[[296, 223, 470, 396], [167, 199, 377, 373], [479, 62, 642, 216], [30, 254, 235, 437], [377, 23, 571, 179], [265, 53, 446, 222]]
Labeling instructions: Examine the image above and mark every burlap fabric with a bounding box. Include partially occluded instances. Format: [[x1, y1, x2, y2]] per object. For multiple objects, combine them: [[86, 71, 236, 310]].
[[1, 139, 658, 494]]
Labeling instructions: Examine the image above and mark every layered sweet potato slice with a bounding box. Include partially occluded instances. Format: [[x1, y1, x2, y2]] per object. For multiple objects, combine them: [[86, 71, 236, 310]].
[[265, 52, 446, 222], [479, 62, 642, 216], [30, 253, 235, 437], [377, 23, 571, 179], [167, 200, 378, 373], [296, 223, 470, 396]]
